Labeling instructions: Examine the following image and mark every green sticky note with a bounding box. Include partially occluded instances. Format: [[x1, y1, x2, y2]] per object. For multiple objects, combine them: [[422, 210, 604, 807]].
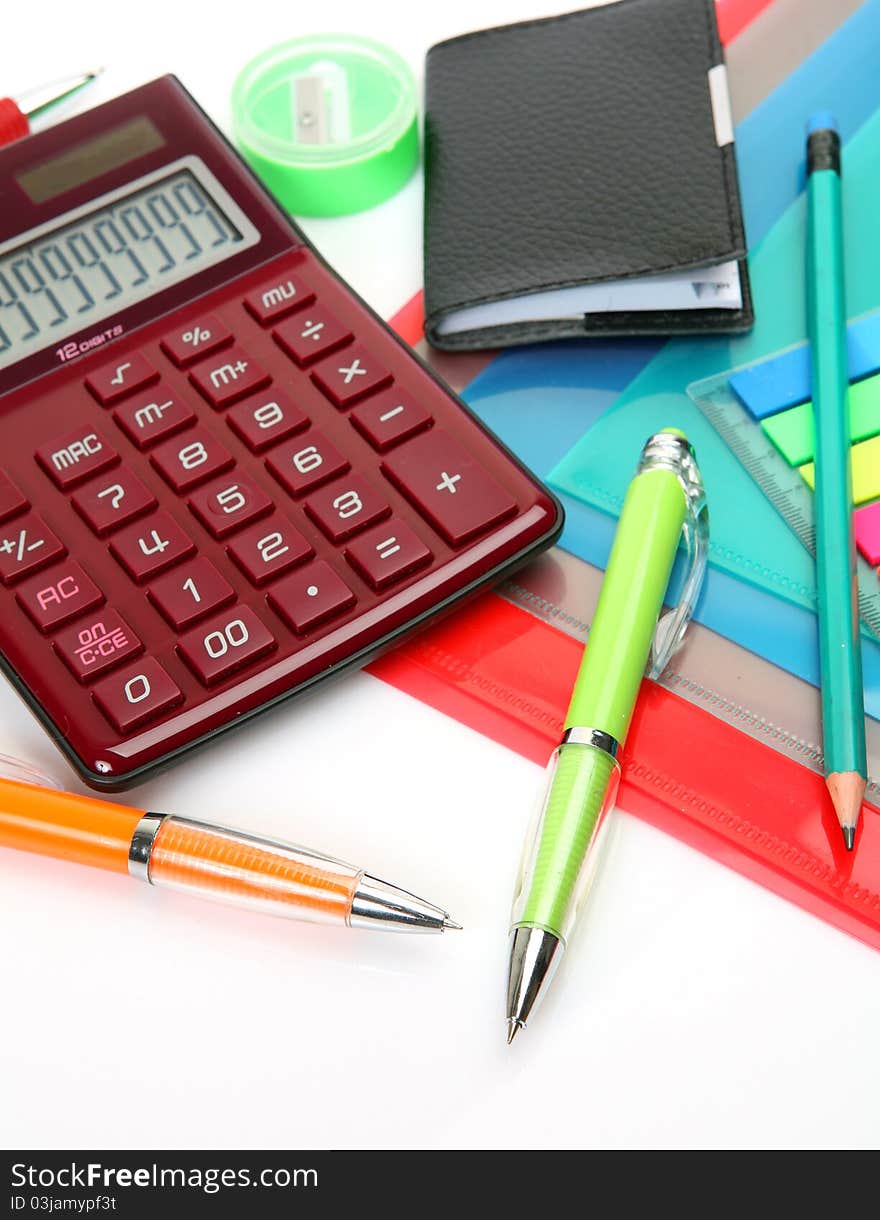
[[763, 371, 880, 466], [799, 431, 880, 504]]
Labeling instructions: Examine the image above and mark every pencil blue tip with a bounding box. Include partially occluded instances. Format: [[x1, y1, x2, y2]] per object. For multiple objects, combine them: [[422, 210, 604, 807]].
[[807, 111, 838, 136]]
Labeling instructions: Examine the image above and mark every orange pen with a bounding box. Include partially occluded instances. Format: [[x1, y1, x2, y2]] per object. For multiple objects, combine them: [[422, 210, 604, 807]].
[[0, 760, 460, 933]]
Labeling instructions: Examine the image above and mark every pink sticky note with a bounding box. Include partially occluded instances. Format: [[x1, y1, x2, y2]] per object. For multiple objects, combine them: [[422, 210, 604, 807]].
[[855, 500, 880, 567]]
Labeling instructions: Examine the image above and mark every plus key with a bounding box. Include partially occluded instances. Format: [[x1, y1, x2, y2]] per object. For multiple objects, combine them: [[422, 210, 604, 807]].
[[382, 429, 517, 546]]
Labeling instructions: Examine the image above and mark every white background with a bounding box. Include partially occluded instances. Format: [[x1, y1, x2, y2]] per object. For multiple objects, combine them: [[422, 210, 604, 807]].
[[2, 0, 880, 1151]]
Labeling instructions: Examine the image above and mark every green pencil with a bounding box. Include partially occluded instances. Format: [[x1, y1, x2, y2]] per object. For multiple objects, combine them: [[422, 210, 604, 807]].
[[805, 113, 867, 850]]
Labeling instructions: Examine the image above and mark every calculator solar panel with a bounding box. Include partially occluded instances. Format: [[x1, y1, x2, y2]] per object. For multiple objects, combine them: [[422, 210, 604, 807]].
[[0, 77, 562, 788]]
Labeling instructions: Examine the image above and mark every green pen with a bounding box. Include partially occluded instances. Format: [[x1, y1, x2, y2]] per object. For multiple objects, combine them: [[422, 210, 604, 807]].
[[505, 429, 708, 1043]]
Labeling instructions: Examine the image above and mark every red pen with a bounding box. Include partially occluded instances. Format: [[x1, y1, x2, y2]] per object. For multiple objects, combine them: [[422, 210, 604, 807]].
[[0, 70, 102, 147]]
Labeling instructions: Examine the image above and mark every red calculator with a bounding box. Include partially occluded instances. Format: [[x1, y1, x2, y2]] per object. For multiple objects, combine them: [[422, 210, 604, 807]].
[[0, 76, 562, 788]]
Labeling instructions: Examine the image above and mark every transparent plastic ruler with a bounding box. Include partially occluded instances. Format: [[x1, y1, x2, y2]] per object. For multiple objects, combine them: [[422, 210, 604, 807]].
[[498, 548, 880, 801], [687, 368, 880, 642]]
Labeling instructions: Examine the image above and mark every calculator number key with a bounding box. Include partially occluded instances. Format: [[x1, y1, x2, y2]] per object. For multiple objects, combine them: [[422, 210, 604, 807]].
[[227, 390, 309, 453], [37, 427, 118, 490], [344, 518, 432, 590], [189, 345, 270, 408], [0, 514, 65, 585], [109, 510, 195, 582], [382, 429, 517, 545], [189, 476, 273, 539], [148, 557, 235, 629], [151, 431, 234, 492], [72, 466, 157, 536], [178, 606, 276, 685], [227, 517, 313, 586], [55, 610, 142, 683], [274, 305, 352, 367], [305, 476, 391, 542], [93, 658, 183, 734], [311, 344, 392, 408], [86, 353, 158, 405], [16, 561, 104, 632], [351, 390, 433, 452], [160, 314, 233, 368], [114, 385, 196, 450], [268, 560, 356, 634], [266, 431, 349, 497]]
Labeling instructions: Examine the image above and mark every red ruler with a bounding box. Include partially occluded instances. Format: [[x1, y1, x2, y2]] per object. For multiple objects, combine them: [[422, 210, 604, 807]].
[[368, 592, 880, 951]]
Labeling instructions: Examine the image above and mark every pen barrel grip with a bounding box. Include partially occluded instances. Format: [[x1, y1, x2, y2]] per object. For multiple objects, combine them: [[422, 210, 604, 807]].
[[566, 467, 687, 742], [511, 743, 619, 943], [147, 817, 362, 926]]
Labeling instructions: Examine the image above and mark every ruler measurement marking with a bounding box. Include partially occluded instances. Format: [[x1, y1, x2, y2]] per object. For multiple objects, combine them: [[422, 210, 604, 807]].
[[691, 376, 880, 641]]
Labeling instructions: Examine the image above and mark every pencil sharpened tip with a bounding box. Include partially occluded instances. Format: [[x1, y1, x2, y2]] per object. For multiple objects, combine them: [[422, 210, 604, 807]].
[[442, 917, 463, 931], [507, 1020, 524, 1045], [843, 824, 856, 851]]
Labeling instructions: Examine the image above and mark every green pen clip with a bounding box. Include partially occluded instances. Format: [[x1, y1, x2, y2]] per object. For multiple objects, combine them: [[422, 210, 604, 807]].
[[639, 431, 709, 680]]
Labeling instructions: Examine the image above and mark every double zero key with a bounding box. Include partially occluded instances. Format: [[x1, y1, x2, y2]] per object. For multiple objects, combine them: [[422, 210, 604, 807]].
[[178, 605, 276, 685]]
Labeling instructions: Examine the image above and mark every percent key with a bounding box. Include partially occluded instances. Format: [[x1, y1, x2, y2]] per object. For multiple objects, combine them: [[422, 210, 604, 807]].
[[161, 315, 233, 368]]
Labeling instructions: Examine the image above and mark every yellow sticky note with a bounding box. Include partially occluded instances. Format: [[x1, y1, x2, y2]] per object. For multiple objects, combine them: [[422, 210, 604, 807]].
[[799, 433, 880, 505]]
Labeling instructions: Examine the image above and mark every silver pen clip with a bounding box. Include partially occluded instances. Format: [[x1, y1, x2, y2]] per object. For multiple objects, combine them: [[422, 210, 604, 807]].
[[636, 431, 709, 680]]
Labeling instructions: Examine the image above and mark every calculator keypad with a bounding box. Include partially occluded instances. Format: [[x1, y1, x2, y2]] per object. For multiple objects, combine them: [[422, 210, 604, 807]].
[[189, 475, 273, 539], [226, 390, 309, 452], [85, 353, 158, 405], [114, 386, 197, 449], [148, 557, 236, 629], [160, 315, 233, 368], [305, 476, 391, 543], [0, 247, 559, 785], [268, 561, 355, 634], [72, 467, 157, 536], [383, 429, 517, 545], [274, 306, 353, 367], [177, 604, 276, 685], [151, 431, 234, 493], [0, 514, 65, 584], [17, 562, 104, 632], [345, 518, 433, 590], [37, 428, 119, 490], [92, 658, 183, 733], [350, 390, 432, 452], [266, 431, 350, 497], [55, 610, 142, 682], [227, 517, 313, 586], [109, 511, 196, 582], [311, 345, 392, 407], [190, 346, 270, 408], [244, 274, 315, 325]]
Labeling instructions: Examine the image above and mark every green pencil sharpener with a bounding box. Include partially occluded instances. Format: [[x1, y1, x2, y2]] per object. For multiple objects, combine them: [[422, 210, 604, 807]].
[[231, 34, 420, 217]]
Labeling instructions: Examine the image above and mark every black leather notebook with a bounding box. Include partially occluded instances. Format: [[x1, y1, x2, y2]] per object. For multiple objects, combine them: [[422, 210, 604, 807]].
[[423, 0, 753, 350]]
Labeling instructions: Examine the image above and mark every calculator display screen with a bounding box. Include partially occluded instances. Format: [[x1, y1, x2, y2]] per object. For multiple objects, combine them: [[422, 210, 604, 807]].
[[0, 157, 260, 372]]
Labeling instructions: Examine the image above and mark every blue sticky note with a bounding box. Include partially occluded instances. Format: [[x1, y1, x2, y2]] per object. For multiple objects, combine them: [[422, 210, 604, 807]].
[[730, 309, 880, 418]]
